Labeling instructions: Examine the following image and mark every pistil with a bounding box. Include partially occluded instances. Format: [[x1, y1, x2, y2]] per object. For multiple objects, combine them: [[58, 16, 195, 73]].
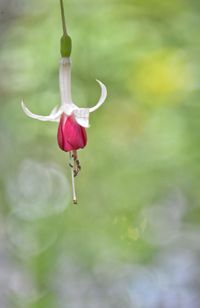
[[69, 151, 81, 204]]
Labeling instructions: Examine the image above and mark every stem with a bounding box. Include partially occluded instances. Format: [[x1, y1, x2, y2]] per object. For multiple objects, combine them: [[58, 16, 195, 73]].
[[60, 0, 67, 35]]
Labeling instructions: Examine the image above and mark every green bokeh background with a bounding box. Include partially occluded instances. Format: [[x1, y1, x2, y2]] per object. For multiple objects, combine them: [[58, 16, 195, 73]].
[[1, 0, 200, 307]]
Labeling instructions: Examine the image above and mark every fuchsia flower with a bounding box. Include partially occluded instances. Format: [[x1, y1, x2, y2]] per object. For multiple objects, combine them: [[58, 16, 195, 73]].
[[21, 0, 107, 204], [22, 58, 106, 150], [21, 57, 107, 203]]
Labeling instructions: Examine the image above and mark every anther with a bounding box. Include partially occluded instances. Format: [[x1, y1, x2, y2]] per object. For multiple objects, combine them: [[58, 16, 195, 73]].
[[74, 170, 78, 177]]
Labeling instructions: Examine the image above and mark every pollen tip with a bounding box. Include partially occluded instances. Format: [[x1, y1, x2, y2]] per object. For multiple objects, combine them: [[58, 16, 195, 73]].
[[73, 199, 78, 205]]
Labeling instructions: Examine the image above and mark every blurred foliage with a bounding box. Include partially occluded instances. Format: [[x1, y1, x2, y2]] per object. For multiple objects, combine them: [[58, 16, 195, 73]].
[[1, 0, 200, 307]]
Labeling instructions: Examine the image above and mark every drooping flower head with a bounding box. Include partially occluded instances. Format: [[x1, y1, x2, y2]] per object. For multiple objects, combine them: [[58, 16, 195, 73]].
[[22, 58, 106, 146], [21, 0, 107, 204]]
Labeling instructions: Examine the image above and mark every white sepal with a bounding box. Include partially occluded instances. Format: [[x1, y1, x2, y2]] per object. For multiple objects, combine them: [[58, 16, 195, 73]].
[[89, 79, 107, 113], [73, 108, 90, 128], [62, 103, 77, 116], [21, 101, 62, 122]]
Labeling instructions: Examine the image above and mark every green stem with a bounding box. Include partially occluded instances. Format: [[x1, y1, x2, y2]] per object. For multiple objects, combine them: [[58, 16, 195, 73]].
[[60, 0, 67, 35], [59, 0, 72, 57]]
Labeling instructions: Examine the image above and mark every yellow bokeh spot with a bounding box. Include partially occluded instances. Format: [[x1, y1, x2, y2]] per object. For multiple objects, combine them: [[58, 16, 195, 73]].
[[128, 50, 191, 105]]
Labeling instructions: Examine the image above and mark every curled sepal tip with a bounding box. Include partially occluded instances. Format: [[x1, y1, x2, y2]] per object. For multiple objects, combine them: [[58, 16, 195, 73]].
[[89, 79, 107, 113]]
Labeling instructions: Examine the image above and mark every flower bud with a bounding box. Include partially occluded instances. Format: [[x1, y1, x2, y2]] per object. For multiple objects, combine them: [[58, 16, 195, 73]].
[[57, 114, 87, 152], [60, 34, 72, 57]]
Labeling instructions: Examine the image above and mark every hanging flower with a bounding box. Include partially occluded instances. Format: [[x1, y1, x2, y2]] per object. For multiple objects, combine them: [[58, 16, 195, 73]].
[[21, 0, 107, 204], [21, 57, 107, 149], [21, 57, 107, 203]]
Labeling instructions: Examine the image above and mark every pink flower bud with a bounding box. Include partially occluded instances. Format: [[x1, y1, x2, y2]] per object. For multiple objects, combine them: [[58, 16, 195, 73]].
[[57, 113, 87, 152]]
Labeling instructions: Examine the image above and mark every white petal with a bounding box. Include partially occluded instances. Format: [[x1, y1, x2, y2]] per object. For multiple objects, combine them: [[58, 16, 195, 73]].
[[89, 79, 107, 113], [21, 101, 62, 122], [73, 108, 90, 128]]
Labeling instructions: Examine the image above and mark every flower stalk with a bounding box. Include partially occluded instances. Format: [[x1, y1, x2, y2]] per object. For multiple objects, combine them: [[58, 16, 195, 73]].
[[60, 0, 67, 36], [59, 0, 72, 57]]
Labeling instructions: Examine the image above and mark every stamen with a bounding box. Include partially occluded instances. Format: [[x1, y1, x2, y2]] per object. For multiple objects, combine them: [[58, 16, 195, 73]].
[[76, 160, 81, 171], [68, 151, 82, 204], [72, 150, 81, 177], [72, 150, 77, 160]]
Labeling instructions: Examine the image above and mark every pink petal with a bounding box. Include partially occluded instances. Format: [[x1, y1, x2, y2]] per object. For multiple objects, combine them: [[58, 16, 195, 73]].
[[57, 113, 87, 152]]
